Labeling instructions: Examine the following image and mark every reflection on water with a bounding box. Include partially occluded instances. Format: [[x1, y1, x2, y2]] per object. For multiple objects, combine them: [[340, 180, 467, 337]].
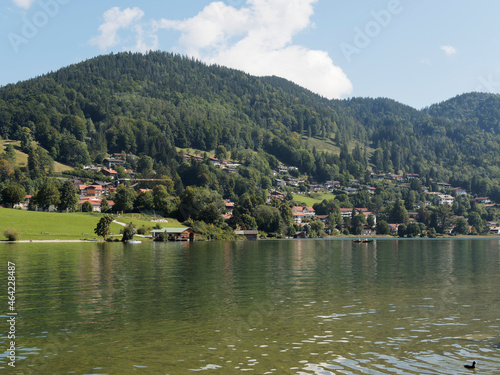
[[1, 239, 500, 374]]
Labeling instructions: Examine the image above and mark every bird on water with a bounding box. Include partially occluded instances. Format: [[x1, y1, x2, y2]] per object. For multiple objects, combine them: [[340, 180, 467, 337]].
[[464, 361, 476, 369]]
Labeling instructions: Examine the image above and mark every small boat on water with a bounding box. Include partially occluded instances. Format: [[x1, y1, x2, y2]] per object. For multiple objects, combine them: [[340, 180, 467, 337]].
[[353, 238, 373, 243], [127, 240, 142, 244]]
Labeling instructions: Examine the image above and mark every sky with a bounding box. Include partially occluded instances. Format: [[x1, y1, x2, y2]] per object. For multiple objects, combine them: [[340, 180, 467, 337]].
[[1, 0, 500, 109]]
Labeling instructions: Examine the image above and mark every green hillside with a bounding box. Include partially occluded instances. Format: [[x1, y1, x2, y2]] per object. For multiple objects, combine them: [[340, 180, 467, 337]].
[[1, 52, 500, 199]]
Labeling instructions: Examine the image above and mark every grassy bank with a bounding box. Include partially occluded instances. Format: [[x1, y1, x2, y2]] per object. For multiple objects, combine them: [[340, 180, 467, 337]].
[[0, 208, 122, 240], [0, 209, 182, 241]]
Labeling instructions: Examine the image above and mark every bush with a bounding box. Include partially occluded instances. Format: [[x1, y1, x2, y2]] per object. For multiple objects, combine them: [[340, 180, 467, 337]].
[[137, 226, 150, 235], [121, 222, 136, 242], [4, 229, 20, 241]]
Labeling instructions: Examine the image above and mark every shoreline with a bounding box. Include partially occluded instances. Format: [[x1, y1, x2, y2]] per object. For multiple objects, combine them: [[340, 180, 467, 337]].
[[1, 235, 499, 243]]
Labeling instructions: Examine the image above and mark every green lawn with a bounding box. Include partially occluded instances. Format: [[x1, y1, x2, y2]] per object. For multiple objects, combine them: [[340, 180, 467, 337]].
[[293, 193, 336, 206], [0, 208, 125, 240], [0, 208, 184, 241]]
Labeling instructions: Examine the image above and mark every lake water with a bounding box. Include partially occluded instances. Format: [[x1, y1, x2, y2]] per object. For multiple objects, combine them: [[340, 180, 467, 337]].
[[1, 239, 500, 374]]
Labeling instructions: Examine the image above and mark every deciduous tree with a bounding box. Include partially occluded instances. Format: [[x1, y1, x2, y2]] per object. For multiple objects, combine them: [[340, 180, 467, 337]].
[[94, 215, 114, 240]]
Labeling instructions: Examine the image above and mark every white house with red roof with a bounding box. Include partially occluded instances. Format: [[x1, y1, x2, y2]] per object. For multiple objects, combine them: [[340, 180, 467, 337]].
[[292, 206, 315, 224]]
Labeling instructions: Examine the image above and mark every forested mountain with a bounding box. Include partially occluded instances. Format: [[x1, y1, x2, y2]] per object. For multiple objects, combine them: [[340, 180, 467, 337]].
[[1, 51, 500, 197]]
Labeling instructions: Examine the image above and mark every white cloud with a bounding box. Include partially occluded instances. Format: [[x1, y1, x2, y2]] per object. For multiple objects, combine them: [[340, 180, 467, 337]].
[[12, 0, 35, 10], [128, 24, 159, 53], [90, 7, 145, 51], [441, 45, 457, 56], [157, 0, 352, 99], [91, 1, 352, 98]]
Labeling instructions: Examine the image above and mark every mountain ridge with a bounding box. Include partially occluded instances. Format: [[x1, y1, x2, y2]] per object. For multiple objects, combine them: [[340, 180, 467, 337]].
[[1, 51, 500, 196]]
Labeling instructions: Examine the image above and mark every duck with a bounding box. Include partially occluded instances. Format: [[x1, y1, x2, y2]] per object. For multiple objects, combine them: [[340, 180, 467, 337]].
[[464, 361, 476, 369]]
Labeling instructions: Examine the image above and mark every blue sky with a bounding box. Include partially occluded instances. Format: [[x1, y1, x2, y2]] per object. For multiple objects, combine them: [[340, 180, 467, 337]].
[[1, 0, 500, 109]]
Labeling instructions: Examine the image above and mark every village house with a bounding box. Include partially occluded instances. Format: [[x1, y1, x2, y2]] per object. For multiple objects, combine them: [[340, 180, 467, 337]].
[[324, 181, 341, 190], [13, 195, 32, 210], [406, 173, 420, 179], [292, 212, 306, 224], [222, 162, 241, 173], [79, 197, 115, 212], [371, 173, 385, 180], [224, 200, 235, 213], [269, 191, 285, 200], [490, 227, 500, 235], [388, 224, 400, 235], [343, 187, 358, 194], [307, 184, 323, 192], [437, 182, 452, 190], [292, 206, 315, 217], [474, 197, 491, 204], [287, 179, 300, 187], [365, 186, 376, 194], [103, 157, 125, 168], [453, 187, 467, 196], [361, 225, 376, 236], [208, 157, 222, 167], [292, 206, 315, 224], [340, 208, 355, 218], [183, 154, 204, 164], [101, 168, 118, 178], [438, 194, 454, 205], [78, 184, 104, 197], [276, 179, 286, 187]]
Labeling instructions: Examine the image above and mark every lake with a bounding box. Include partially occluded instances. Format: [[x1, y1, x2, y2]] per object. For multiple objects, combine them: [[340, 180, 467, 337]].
[[1, 239, 500, 374]]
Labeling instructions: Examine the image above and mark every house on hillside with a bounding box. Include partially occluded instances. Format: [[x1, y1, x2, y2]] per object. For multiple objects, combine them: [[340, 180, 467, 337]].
[[453, 187, 467, 196], [438, 194, 454, 205], [224, 200, 235, 213], [269, 191, 285, 200], [101, 168, 118, 178], [365, 186, 376, 194], [343, 187, 358, 194], [390, 174, 403, 181], [103, 157, 125, 167], [324, 181, 341, 190], [438, 182, 452, 190], [292, 206, 315, 219], [276, 179, 286, 187], [474, 197, 491, 204]]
